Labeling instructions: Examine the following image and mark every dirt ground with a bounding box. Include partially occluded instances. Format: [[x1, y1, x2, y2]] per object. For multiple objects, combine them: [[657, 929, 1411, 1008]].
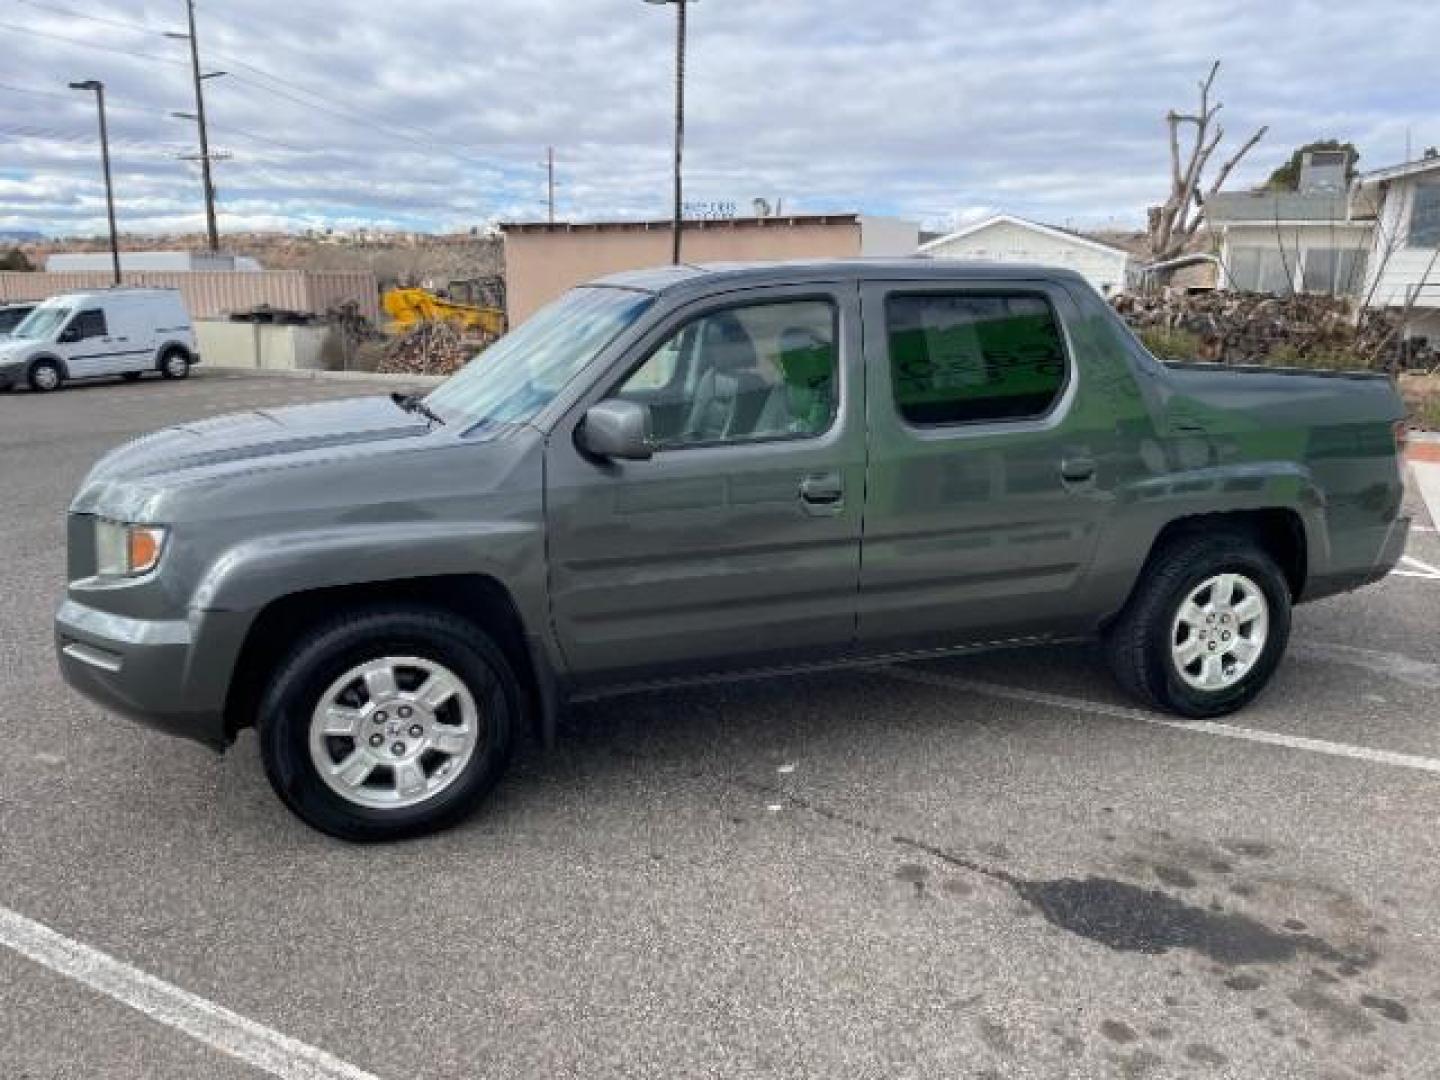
[[1400, 373, 1440, 430]]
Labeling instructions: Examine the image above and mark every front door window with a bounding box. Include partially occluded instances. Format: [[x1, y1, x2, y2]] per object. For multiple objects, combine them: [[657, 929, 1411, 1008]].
[[614, 299, 838, 449]]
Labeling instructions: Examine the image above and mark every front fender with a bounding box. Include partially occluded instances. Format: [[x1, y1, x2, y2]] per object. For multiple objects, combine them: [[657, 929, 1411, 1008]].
[[28, 352, 68, 379], [192, 520, 545, 629]]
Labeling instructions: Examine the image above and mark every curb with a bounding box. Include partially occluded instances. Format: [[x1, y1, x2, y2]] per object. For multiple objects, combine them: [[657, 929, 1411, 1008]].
[[199, 366, 446, 387], [1412, 461, 1440, 531]]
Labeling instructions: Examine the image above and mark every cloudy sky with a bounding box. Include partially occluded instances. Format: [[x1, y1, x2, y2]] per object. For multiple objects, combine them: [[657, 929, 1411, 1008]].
[[1, 0, 1437, 238]]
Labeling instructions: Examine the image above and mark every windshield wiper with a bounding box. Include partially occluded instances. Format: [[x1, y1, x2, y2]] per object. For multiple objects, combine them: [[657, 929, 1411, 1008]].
[[390, 391, 446, 426]]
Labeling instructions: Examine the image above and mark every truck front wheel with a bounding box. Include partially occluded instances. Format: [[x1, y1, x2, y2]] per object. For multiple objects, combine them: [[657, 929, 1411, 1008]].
[[258, 607, 517, 841], [1104, 533, 1292, 718]]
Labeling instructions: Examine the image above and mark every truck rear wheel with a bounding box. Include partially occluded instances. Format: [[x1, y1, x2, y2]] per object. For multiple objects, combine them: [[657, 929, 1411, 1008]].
[[1104, 532, 1291, 718], [258, 607, 517, 841], [160, 347, 191, 379]]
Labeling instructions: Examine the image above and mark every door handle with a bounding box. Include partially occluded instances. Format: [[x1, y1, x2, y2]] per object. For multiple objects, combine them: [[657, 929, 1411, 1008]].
[[799, 473, 844, 507], [1060, 455, 1096, 483]]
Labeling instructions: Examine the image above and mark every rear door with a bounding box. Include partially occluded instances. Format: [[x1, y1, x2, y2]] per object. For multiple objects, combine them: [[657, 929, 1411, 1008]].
[[857, 277, 1113, 653], [102, 299, 144, 373], [546, 282, 865, 688]]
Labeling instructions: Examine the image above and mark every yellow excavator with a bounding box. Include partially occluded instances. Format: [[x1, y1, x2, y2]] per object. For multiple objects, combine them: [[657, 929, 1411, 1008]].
[[382, 287, 506, 340]]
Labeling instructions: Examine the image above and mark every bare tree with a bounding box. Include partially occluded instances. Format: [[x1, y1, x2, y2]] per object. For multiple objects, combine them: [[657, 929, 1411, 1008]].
[[1148, 61, 1268, 267]]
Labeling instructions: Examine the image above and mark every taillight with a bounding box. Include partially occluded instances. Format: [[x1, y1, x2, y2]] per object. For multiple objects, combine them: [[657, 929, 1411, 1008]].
[[1394, 420, 1409, 456]]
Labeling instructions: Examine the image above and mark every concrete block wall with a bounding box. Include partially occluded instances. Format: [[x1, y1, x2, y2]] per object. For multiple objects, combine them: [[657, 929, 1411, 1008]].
[[196, 321, 342, 372]]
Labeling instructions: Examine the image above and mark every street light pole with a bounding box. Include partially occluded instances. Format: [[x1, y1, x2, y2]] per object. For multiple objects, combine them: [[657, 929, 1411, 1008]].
[[644, 0, 692, 265], [69, 80, 121, 286]]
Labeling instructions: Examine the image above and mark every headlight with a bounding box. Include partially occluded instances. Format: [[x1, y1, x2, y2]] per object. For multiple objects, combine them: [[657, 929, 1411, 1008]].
[[95, 519, 168, 577]]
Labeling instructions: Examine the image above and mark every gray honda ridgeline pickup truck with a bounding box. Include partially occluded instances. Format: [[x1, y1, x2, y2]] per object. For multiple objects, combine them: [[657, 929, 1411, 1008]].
[[57, 261, 1410, 840]]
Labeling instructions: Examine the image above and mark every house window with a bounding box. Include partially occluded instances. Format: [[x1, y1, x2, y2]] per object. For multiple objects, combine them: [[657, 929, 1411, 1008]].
[[1228, 247, 1294, 295], [1410, 184, 1440, 248], [1302, 248, 1368, 296], [885, 293, 1067, 425]]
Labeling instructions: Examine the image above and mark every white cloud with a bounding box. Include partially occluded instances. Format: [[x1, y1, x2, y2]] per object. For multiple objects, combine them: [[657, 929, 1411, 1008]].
[[2, 0, 1437, 237]]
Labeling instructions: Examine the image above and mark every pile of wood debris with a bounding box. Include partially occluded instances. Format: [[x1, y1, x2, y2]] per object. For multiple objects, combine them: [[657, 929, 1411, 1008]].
[[376, 321, 479, 377], [1111, 291, 1438, 371]]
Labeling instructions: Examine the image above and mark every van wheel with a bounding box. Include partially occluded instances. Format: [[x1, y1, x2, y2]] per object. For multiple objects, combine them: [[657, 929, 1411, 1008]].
[[160, 348, 191, 379], [258, 607, 517, 841], [1104, 532, 1291, 718], [28, 359, 63, 393]]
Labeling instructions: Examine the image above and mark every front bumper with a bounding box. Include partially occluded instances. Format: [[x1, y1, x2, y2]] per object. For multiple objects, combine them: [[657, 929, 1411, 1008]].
[[55, 599, 237, 750], [0, 359, 23, 388]]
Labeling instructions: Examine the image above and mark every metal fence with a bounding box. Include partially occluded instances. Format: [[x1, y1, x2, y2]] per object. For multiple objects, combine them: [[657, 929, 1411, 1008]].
[[0, 270, 381, 324]]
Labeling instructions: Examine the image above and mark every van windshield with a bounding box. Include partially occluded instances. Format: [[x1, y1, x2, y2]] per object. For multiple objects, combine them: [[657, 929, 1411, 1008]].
[[425, 287, 653, 429], [12, 306, 72, 341]]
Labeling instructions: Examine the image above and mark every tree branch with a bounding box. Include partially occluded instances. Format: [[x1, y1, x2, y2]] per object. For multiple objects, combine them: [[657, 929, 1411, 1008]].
[[1206, 125, 1269, 201]]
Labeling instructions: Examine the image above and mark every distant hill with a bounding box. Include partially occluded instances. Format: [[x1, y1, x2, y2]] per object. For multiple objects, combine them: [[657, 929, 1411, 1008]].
[[0, 230, 45, 243]]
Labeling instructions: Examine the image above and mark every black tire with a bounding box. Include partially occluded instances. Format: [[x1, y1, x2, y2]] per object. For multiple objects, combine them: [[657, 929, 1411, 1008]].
[[159, 347, 191, 380], [258, 606, 518, 841], [28, 359, 63, 393], [123, 372, 144, 382], [1104, 531, 1291, 718]]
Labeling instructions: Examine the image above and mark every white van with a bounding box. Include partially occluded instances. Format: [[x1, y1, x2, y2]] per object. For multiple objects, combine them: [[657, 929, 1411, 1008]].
[[0, 289, 199, 393]]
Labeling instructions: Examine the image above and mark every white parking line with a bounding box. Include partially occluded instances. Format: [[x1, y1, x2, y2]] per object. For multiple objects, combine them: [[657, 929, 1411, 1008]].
[[0, 906, 385, 1080], [1292, 640, 1440, 690], [1391, 554, 1440, 580], [884, 667, 1440, 776]]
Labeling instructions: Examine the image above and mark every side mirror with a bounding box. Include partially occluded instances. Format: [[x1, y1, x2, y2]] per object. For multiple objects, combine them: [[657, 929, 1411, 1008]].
[[578, 399, 653, 461], [58, 326, 81, 344]]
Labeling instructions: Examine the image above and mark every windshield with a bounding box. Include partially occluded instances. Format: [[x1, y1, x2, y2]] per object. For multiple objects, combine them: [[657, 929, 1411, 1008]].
[[12, 305, 72, 341], [426, 287, 653, 428]]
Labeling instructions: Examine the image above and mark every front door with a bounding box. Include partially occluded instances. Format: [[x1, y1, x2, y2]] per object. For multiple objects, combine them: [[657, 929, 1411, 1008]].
[[857, 278, 1115, 653], [58, 308, 114, 377], [546, 283, 865, 688]]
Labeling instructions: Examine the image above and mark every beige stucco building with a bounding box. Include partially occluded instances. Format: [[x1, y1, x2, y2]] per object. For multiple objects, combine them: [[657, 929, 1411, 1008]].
[[500, 214, 918, 324]]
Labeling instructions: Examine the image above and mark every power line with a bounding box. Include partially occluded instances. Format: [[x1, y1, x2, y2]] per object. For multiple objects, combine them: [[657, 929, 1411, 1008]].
[[0, 20, 186, 66], [209, 124, 316, 155], [0, 123, 184, 153], [0, 81, 176, 120], [0, 81, 317, 158], [3, 11, 528, 170], [13, 0, 165, 35]]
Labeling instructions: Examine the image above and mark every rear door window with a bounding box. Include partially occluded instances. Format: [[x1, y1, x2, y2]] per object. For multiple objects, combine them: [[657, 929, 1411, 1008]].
[[885, 293, 1068, 425]]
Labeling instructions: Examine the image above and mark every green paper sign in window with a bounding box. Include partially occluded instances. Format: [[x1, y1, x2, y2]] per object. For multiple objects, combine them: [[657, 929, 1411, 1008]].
[[886, 293, 1068, 425]]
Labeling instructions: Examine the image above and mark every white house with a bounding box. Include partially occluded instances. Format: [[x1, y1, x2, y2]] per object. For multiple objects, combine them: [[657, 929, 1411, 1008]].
[[918, 214, 1131, 295], [1353, 154, 1440, 338], [1206, 148, 1440, 339], [1207, 151, 1371, 297]]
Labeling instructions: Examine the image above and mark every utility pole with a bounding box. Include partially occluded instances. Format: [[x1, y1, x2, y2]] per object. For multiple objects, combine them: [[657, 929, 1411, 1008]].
[[643, 0, 693, 264], [69, 80, 121, 285], [167, 1, 225, 251], [543, 146, 556, 223]]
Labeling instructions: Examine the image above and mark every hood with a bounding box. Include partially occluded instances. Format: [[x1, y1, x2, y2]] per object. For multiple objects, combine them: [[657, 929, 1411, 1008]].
[[75, 395, 435, 508]]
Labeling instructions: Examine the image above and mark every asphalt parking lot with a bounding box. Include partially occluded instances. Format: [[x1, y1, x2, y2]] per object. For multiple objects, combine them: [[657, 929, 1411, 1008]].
[[2, 371, 1439, 1080]]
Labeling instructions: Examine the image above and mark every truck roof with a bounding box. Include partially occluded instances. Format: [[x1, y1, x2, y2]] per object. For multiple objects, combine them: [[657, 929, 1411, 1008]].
[[588, 258, 1092, 297]]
